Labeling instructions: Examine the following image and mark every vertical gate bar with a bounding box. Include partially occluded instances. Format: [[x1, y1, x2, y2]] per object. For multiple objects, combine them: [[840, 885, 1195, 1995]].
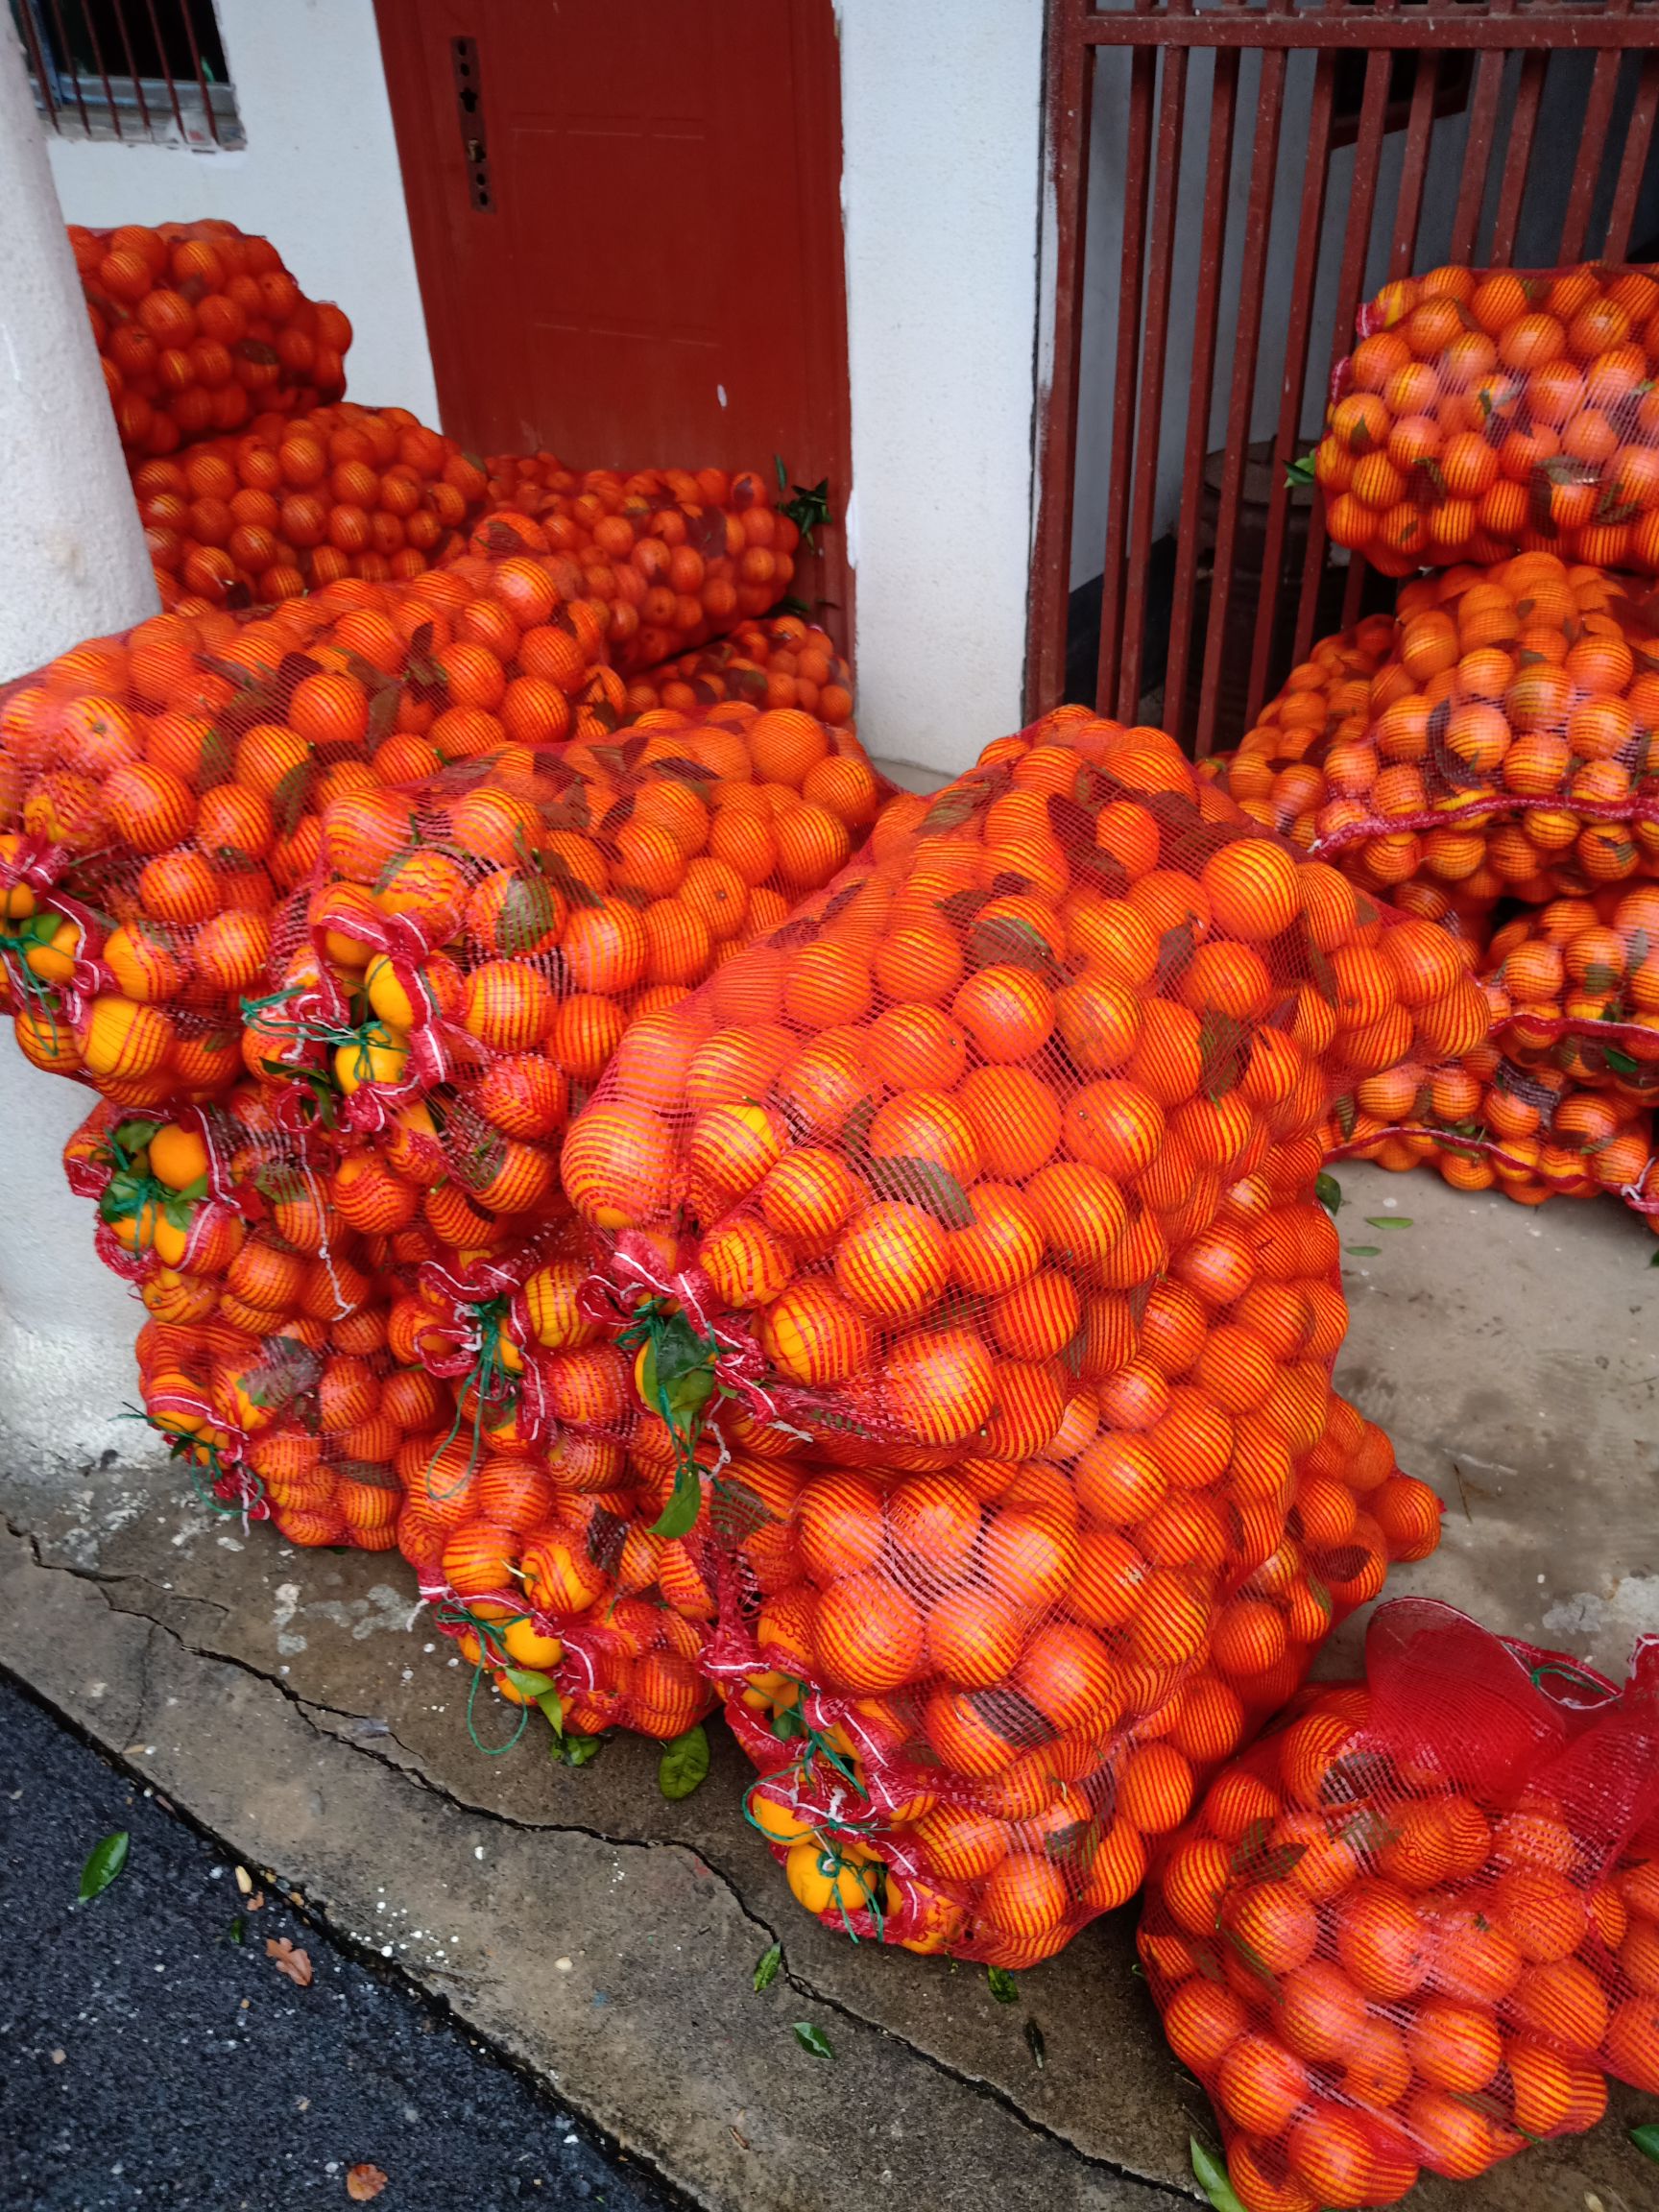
[[45, 0, 92, 133], [1195, 44, 1287, 759], [143, 0, 189, 142], [177, 0, 221, 145], [1488, 51, 1546, 266], [1118, 28, 1190, 724], [1166, 47, 1241, 750], [110, 0, 153, 134], [1027, 0, 1094, 719], [1339, 544, 1367, 628], [1387, 54, 1442, 277], [1294, 40, 1395, 668], [1450, 0, 1517, 265], [1248, 47, 1335, 725], [1605, 55, 1659, 260], [1094, 36, 1159, 715], [16, 1, 60, 130], [77, 0, 123, 138], [1558, 12, 1631, 264]]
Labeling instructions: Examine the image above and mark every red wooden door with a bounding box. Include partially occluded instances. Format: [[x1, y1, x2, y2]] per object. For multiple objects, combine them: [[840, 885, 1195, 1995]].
[[375, 0, 852, 640]]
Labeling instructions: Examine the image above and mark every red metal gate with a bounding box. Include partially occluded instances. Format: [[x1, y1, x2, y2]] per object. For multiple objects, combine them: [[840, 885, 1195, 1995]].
[[1030, 0, 1659, 755]]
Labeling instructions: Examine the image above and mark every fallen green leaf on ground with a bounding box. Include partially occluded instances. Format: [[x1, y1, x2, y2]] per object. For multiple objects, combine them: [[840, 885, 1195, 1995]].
[[1364, 1215, 1413, 1228], [658, 1722, 710, 1800], [1632, 2122, 1659, 2163], [1315, 1171, 1342, 1216], [986, 1965, 1019, 2005], [753, 1941, 781, 1993], [792, 2021, 833, 2058], [78, 1830, 129, 1902], [1345, 1245, 1382, 1258], [1191, 2137, 1248, 2212]]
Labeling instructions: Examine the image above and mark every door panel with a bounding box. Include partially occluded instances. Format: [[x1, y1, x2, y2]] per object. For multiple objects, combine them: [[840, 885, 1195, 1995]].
[[375, 0, 851, 640]]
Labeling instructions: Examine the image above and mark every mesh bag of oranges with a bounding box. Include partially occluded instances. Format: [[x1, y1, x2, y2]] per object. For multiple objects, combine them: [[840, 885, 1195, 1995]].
[[129, 1218, 433, 1545], [56, 1076, 441, 1541], [562, 706, 1489, 1469], [620, 614, 854, 733], [377, 1222, 719, 1754], [258, 706, 887, 1230], [713, 1394, 1440, 1965], [137, 402, 488, 612], [0, 564, 624, 1116], [470, 461, 804, 674], [1483, 886, 1659, 1103], [62, 1093, 279, 1287], [549, 707, 1473, 1954], [1200, 615, 1399, 850], [1139, 1597, 1659, 2209], [390, 1380, 719, 1757], [74, 220, 351, 461], [1313, 263, 1659, 577], [1325, 1042, 1656, 1224], [1205, 557, 1659, 907]]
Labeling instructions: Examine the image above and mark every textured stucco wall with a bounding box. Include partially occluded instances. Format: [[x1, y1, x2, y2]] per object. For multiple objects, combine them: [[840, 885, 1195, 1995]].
[[836, 1, 1045, 773], [44, 0, 439, 423], [1, 24, 164, 1460]]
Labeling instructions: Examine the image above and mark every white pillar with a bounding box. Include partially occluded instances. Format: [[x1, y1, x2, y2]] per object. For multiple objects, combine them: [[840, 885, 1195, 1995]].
[[837, 0, 1046, 777], [0, 20, 163, 1465]]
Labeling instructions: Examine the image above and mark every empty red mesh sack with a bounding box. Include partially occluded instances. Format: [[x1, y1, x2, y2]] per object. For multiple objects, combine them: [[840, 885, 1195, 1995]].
[[469, 461, 804, 673], [1203, 558, 1659, 911], [620, 614, 854, 733], [136, 403, 487, 611], [1314, 263, 1659, 576], [708, 1392, 1439, 1966], [1139, 1598, 1659, 2208], [75, 220, 351, 459]]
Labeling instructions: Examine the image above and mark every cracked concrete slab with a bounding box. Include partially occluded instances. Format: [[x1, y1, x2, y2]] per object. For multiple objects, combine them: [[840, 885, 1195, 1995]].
[[2, 1163, 1658, 2211]]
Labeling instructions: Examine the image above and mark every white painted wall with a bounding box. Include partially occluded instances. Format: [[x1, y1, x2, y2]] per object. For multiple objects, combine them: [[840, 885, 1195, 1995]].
[[835, 0, 1045, 773], [43, 0, 438, 423], [1, 22, 164, 1464]]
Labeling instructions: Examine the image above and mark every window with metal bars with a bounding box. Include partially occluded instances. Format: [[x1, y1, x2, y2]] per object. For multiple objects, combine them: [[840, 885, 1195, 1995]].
[[12, 0, 242, 147]]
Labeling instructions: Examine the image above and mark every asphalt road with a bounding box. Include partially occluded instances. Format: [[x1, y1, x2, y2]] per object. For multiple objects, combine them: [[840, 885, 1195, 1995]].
[[0, 1672, 681, 2212]]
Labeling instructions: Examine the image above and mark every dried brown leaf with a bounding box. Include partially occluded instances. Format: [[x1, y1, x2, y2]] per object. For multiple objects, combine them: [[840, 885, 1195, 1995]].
[[266, 1936, 313, 1987], [346, 2166, 388, 2202]]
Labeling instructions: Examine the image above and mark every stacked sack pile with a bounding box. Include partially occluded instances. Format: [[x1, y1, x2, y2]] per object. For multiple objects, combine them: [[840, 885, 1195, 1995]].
[[1205, 261, 1659, 1235], [0, 311, 878, 1765], [81, 221, 819, 654], [548, 704, 1459, 1963], [7, 211, 1513, 2000]]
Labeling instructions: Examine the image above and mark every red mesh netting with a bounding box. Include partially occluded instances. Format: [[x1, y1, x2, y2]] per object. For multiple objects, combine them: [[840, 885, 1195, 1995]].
[[1139, 1597, 1659, 2206], [1315, 264, 1659, 576], [74, 220, 351, 459]]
